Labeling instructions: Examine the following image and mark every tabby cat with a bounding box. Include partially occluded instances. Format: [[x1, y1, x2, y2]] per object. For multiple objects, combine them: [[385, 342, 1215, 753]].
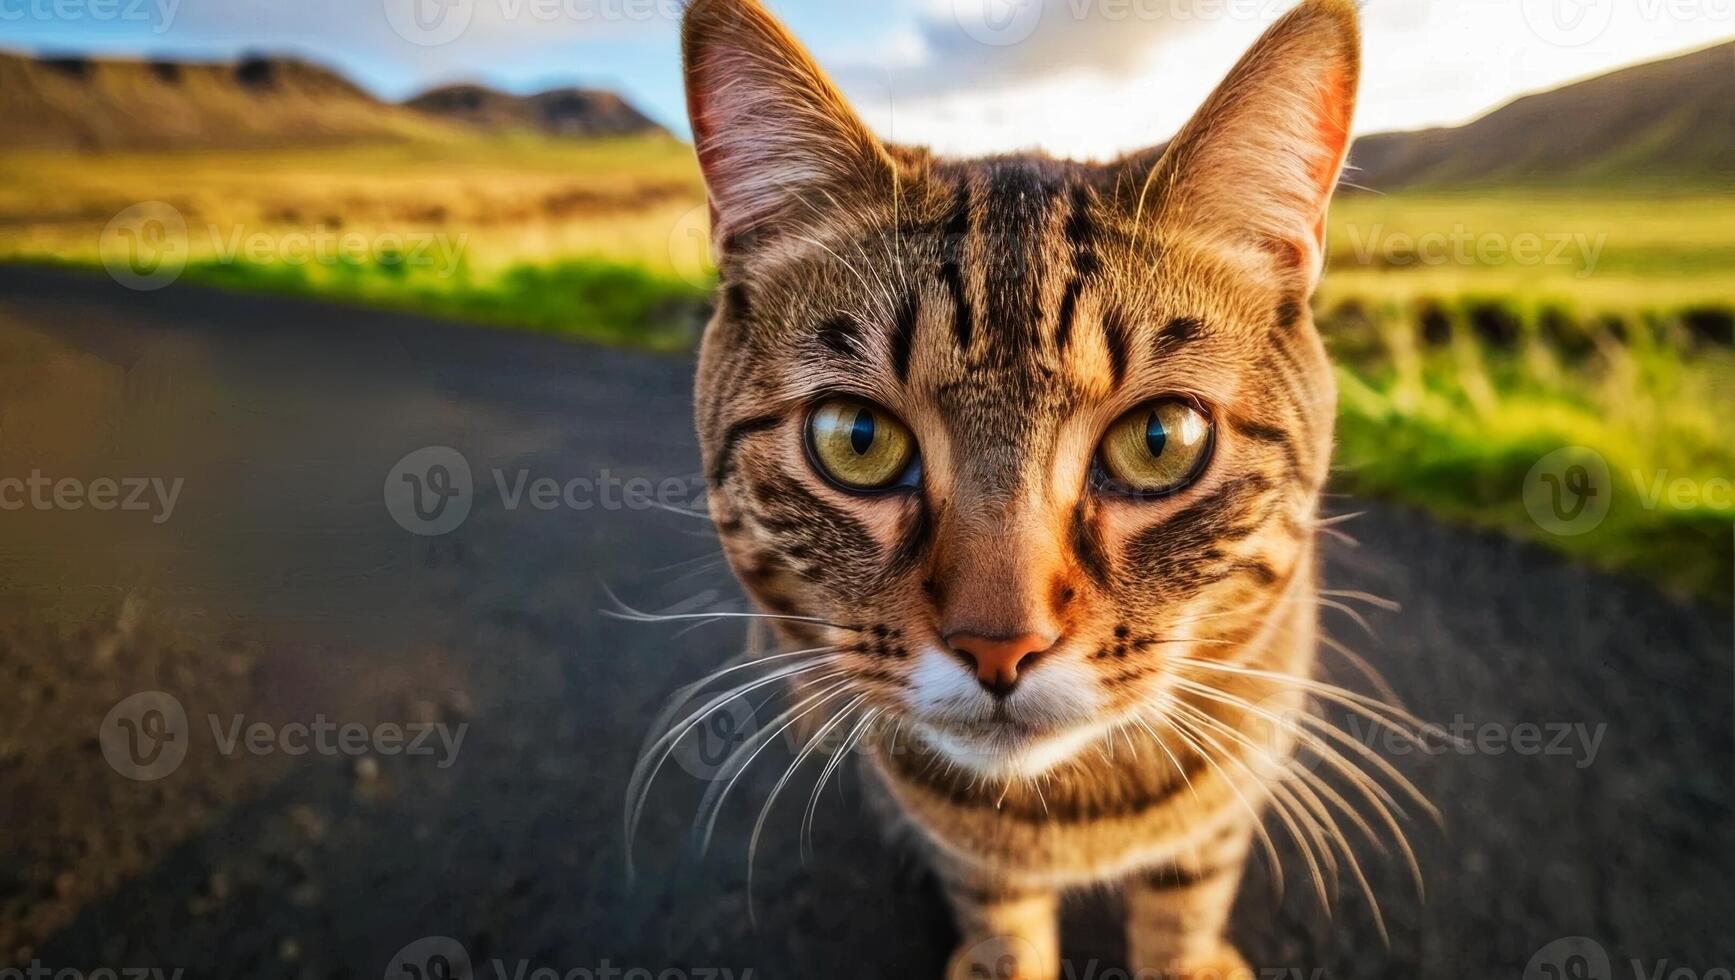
[[679, 0, 1367, 975]]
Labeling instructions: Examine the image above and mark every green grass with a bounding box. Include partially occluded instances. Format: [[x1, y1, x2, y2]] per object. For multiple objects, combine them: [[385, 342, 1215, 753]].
[[0, 135, 710, 282], [6, 250, 713, 351], [0, 135, 717, 350], [1318, 186, 1734, 604], [178, 254, 713, 352], [1322, 188, 1735, 317], [3, 150, 1730, 603], [1330, 303, 1732, 605]]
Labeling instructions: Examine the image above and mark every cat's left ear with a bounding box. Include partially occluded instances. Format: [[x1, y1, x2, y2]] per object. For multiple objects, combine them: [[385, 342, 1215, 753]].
[[1133, 0, 1360, 290], [682, 0, 895, 256]]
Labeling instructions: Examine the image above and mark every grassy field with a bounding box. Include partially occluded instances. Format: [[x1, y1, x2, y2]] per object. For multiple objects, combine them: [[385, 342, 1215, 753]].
[[1318, 187, 1733, 603], [1326, 302, 1731, 603], [1, 139, 1729, 602], [0, 136, 716, 348], [0, 136, 706, 274], [1322, 188, 1735, 317]]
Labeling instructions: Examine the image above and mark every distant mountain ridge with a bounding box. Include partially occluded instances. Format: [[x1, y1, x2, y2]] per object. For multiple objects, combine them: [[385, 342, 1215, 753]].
[[404, 84, 667, 140], [1347, 41, 1734, 191], [0, 51, 669, 152], [1, 41, 1728, 190], [0, 52, 457, 151]]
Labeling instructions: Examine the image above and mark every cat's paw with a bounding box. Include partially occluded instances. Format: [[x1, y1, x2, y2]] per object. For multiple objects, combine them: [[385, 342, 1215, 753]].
[[947, 934, 1057, 980]]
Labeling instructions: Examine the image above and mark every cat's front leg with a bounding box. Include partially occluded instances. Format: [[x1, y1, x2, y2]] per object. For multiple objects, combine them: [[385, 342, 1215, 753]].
[[1125, 829, 1255, 979], [939, 873, 1060, 980]]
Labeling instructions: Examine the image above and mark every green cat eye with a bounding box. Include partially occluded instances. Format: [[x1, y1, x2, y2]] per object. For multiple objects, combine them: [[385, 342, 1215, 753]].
[[1097, 399, 1214, 497], [806, 398, 917, 492]]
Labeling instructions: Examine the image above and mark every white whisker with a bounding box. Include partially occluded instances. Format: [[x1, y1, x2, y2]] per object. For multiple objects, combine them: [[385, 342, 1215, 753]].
[[694, 679, 858, 854], [747, 693, 868, 925], [1157, 709, 1289, 903], [1168, 703, 1330, 911], [1320, 589, 1402, 613], [803, 706, 882, 860], [623, 656, 846, 876]]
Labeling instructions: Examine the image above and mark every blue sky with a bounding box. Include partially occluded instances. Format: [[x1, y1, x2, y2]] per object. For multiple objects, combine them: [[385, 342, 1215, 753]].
[[2, 0, 1729, 158]]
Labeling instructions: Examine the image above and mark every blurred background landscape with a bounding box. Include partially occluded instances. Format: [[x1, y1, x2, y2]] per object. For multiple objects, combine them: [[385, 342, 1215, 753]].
[[1, 25, 1729, 602], [0, 4, 1732, 977]]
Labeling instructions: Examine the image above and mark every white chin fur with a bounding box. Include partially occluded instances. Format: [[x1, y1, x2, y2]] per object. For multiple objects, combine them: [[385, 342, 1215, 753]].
[[903, 646, 1108, 780]]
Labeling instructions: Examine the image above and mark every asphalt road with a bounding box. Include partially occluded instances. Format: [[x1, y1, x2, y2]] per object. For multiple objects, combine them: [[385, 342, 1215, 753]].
[[0, 266, 1730, 980]]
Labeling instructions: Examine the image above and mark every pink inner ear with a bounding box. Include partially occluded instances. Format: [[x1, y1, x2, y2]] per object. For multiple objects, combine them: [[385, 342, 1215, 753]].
[[685, 30, 777, 226], [1304, 63, 1356, 255], [1308, 65, 1354, 194], [684, 52, 730, 201]]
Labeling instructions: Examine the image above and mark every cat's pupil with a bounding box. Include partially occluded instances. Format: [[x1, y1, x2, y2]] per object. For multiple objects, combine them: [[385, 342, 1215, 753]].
[[1145, 412, 1168, 458], [850, 410, 877, 455]]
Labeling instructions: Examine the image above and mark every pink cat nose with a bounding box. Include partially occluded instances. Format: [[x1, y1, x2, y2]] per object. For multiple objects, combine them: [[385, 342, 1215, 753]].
[[947, 632, 1055, 698]]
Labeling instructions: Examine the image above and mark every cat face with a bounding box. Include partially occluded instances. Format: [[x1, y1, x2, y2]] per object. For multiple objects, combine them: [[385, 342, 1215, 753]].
[[685, 0, 1358, 776]]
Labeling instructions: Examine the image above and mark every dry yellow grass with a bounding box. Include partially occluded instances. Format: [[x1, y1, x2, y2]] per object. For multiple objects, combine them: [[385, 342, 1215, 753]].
[[0, 135, 709, 281], [1322, 188, 1735, 316], [8, 140, 1730, 318]]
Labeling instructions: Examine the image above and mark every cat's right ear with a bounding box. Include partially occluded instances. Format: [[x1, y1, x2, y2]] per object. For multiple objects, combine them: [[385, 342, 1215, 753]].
[[1128, 0, 1360, 290], [683, 0, 894, 256]]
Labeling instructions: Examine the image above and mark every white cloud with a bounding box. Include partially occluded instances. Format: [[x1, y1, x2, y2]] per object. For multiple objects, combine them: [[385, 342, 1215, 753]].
[[843, 0, 1242, 97], [838, 0, 1734, 160]]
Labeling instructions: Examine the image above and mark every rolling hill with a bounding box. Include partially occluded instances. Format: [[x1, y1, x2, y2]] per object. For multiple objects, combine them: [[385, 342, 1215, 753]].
[[0, 51, 669, 152], [0, 39, 1728, 188], [404, 84, 669, 140], [1347, 41, 1734, 191], [0, 52, 461, 151]]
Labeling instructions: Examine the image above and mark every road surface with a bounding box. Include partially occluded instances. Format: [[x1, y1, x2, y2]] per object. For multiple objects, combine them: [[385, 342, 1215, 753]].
[[0, 267, 1730, 980]]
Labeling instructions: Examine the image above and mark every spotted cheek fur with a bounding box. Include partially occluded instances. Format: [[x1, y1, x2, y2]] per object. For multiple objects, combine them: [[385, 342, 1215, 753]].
[[713, 465, 936, 691]]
